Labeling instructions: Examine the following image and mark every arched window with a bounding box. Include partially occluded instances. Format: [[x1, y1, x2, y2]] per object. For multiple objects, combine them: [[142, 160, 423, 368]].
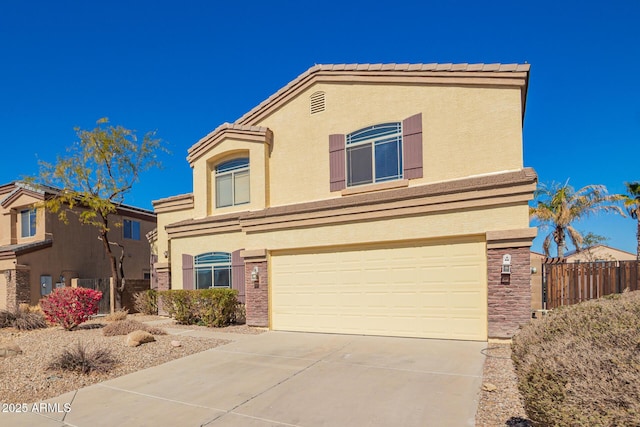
[[215, 158, 250, 208], [346, 123, 403, 187], [194, 252, 231, 289]]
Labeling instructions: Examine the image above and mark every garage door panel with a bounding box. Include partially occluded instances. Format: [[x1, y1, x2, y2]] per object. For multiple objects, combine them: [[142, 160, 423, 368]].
[[271, 240, 487, 340]]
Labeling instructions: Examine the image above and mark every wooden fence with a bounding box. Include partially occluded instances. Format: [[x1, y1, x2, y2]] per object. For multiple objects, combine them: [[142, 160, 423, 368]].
[[544, 261, 640, 309], [75, 278, 112, 314], [72, 278, 151, 314]]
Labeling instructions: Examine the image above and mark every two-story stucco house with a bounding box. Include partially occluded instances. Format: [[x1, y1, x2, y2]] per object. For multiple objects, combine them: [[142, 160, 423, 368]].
[[152, 63, 537, 341], [0, 181, 156, 311]]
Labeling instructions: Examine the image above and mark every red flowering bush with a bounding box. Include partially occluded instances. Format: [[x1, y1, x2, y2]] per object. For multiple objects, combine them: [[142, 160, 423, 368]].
[[40, 287, 102, 330]]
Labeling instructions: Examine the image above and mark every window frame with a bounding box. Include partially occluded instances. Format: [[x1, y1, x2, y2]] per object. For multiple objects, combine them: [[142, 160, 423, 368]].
[[194, 252, 232, 290], [215, 157, 250, 208], [123, 218, 141, 240], [20, 208, 37, 238], [345, 122, 403, 187]]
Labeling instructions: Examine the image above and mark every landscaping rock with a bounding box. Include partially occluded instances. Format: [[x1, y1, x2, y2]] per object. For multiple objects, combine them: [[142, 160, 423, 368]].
[[125, 330, 155, 347], [482, 383, 497, 392], [171, 340, 181, 347], [0, 342, 23, 357]]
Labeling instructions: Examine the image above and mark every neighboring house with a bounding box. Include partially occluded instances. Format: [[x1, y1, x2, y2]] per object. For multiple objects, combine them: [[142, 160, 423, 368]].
[[0, 182, 156, 311], [152, 63, 537, 341], [565, 245, 637, 263]]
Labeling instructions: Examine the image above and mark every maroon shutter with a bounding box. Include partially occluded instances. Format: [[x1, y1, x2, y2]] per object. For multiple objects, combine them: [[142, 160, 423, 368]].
[[329, 134, 346, 191], [403, 113, 423, 179], [231, 249, 245, 304], [182, 254, 194, 290]]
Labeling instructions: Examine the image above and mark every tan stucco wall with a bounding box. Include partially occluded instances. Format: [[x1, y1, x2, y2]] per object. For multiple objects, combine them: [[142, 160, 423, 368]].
[[168, 203, 529, 289], [530, 252, 544, 311], [255, 83, 524, 207], [0, 193, 43, 246], [191, 141, 269, 219], [186, 82, 524, 213]]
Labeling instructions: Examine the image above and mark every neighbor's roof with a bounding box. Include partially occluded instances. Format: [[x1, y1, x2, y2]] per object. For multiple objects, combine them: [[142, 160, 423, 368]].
[[187, 62, 531, 163]]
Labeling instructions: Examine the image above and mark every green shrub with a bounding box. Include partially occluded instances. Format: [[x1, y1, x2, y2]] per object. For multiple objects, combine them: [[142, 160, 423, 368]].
[[133, 289, 158, 315], [512, 291, 640, 426], [50, 341, 118, 374], [158, 289, 239, 327], [102, 319, 166, 336]]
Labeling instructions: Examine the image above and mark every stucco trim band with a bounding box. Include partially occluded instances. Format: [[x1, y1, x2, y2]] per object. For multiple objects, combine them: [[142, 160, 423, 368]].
[[165, 168, 536, 239], [486, 228, 538, 249]]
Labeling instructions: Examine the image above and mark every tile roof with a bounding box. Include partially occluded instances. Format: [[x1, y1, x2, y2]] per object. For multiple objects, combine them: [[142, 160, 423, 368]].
[[235, 62, 530, 126]]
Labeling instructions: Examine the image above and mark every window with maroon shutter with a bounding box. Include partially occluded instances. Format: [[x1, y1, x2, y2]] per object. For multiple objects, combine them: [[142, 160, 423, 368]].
[[402, 113, 423, 179], [231, 249, 245, 304], [182, 254, 194, 290], [329, 134, 346, 191]]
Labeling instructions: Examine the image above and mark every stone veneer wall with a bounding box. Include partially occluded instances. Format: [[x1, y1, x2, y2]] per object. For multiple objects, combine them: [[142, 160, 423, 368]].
[[5, 267, 31, 311], [244, 259, 268, 327], [487, 246, 531, 339]]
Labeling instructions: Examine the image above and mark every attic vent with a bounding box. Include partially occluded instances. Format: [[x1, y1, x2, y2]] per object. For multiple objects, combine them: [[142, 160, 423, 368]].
[[310, 91, 325, 114]]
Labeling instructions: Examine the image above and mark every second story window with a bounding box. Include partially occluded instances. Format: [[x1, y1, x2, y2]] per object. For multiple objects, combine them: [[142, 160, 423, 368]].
[[215, 158, 249, 208], [20, 208, 37, 238], [123, 219, 141, 240], [346, 123, 403, 187]]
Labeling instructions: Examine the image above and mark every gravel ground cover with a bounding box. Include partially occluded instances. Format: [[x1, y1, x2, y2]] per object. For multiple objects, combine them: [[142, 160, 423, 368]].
[[0, 315, 263, 404], [475, 344, 532, 426]]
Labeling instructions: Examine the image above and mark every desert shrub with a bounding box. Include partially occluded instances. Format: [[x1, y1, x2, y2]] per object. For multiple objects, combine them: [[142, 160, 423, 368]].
[[104, 309, 129, 322], [102, 319, 166, 336], [133, 289, 158, 315], [0, 310, 16, 328], [40, 287, 102, 330], [158, 289, 239, 327], [50, 341, 117, 374], [512, 291, 640, 427], [0, 309, 47, 330], [235, 303, 246, 324], [13, 311, 47, 330]]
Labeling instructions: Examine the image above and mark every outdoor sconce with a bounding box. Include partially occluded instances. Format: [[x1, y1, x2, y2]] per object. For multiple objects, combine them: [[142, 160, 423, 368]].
[[501, 254, 512, 275], [501, 254, 512, 285], [163, 251, 168, 258], [531, 267, 538, 274], [251, 266, 259, 287]]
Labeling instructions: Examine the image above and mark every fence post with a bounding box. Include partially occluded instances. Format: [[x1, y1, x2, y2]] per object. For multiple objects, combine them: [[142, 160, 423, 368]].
[[109, 277, 115, 314]]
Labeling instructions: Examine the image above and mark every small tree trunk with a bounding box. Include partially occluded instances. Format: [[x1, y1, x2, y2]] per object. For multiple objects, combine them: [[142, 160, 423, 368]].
[[636, 217, 640, 261]]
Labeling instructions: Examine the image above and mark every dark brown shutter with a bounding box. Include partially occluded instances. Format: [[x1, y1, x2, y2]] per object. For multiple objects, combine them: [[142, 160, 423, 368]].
[[182, 254, 194, 290], [231, 249, 245, 304], [329, 134, 346, 191], [403, 113, 423, 179]]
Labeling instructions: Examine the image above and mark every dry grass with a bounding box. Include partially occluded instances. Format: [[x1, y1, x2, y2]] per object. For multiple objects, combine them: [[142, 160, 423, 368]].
[[49, 341, 118, 374], [102, 319, 166, 336], [512, 291, 640, 426], [104, 309, 129, 322]]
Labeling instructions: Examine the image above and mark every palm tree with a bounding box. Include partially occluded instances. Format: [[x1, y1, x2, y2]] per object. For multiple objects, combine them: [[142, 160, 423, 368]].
[[621, 182, 640, 260], [530, 182, 624, 258]]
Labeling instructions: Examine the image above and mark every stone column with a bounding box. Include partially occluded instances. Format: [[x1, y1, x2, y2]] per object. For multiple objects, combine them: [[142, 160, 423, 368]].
[[5, 265, 31, 311], [241, 249, 268, 327], [486, 229, 537, 340]]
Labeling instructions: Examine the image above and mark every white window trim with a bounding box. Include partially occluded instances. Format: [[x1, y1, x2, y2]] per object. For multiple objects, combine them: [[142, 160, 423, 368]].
[[20, 208, 37, 238], [215, 158, 250, 208], [194, 252, 232, 289], [345, 123, 403, 187]]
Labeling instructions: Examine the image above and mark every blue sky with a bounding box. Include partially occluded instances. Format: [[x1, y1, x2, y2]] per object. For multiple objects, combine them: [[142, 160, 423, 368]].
[[0, 0, 638, 254]]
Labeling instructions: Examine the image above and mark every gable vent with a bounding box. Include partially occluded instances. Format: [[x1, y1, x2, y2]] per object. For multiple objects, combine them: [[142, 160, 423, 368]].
[[310, 91, 325, 114]]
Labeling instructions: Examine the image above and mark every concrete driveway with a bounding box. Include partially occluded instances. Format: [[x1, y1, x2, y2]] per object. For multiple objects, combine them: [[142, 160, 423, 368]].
[[3, 331, 487, 427]]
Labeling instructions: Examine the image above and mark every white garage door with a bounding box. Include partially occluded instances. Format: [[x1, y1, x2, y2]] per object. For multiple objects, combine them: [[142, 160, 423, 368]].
[[271, 239, 487, 341]]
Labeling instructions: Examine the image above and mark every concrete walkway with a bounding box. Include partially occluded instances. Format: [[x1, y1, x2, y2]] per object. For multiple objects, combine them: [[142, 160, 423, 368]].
[[1, 328, 487, 427]]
